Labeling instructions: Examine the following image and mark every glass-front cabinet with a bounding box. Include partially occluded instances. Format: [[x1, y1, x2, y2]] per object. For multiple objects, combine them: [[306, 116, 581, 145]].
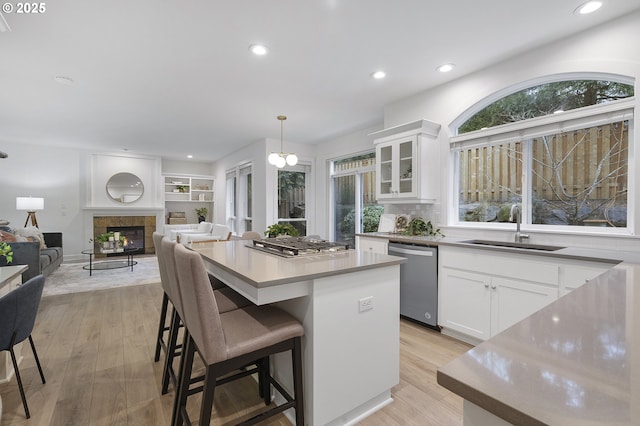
[[376, 137, 417, 199], [371, 119, 441, 203]]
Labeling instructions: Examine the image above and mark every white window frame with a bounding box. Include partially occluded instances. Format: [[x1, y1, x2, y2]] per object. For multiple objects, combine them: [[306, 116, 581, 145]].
[[239, 164, 252, 234], [329, 152, 376, 241], [226, 162, 253, 236], [277, 163, 311, 235], [450, 98, 635, 235], [225, 169, 237, 233]]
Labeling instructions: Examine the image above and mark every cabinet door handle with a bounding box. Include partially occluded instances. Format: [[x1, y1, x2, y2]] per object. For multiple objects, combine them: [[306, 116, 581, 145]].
[[484, 283, 490, 288], [491, 284, 497, 289]]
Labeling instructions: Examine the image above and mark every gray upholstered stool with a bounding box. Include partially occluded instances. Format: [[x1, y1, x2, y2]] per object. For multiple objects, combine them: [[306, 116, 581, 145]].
[[171, 243, 305, 425], [155, 236, 251, 394]]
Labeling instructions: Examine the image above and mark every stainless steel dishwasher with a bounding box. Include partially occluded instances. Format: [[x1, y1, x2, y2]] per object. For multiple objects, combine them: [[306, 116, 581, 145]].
[[388, 242, 438, 329]]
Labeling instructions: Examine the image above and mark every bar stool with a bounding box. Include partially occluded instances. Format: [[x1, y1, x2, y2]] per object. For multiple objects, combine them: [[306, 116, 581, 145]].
[[153, 232, 173, 364], [159, 237, 253, 393], [171, 243, 305, 425], [158, 237, 253, 394]]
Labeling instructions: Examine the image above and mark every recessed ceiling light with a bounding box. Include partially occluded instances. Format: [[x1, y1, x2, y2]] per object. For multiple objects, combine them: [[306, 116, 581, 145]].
[[249, 44, 268, 55], [436, 63, 455, 73], [371, 70, 386, 79], [574, 1, 602, 15], [187, 155, 193, 159], [54, 75, 74, 85]]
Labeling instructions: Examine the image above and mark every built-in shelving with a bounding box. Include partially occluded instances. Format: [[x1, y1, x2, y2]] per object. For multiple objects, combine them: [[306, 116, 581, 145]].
[[163, 174, 214, 223]]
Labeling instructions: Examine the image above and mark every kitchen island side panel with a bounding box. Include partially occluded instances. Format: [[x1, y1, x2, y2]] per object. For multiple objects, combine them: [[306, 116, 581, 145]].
[[274, 265, 400, 425]]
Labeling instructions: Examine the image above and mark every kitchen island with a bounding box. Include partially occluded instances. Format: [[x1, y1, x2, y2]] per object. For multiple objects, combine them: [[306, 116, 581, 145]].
[[190, 240, 406, 426]]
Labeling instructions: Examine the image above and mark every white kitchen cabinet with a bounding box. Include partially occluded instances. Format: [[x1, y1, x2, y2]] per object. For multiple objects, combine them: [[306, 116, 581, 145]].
[[439, 268, 557, 342], [439, 246, 559, 343], [439, 245, 617, 343], [370, 119, 441, 203], [491, 277, 557, 335], [355, 235, 388, 254], [558, 259, 614, 296], [439, 268, 492, 341]]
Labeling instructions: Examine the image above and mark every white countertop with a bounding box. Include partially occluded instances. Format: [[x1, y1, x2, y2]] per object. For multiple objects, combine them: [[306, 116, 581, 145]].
[[190, 239, 406, 288]]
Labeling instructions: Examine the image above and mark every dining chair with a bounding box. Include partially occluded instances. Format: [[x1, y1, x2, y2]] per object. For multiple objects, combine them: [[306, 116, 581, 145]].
[[171, 243, 305, 425], [0, 274, 46, 419]]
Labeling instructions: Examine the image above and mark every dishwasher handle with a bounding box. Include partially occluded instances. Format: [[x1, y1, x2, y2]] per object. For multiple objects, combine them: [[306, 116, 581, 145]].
[[388, 245, 434, 257]]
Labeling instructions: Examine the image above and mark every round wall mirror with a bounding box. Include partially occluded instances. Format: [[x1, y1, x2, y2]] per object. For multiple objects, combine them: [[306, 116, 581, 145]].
[[106, 172, 144, 203]]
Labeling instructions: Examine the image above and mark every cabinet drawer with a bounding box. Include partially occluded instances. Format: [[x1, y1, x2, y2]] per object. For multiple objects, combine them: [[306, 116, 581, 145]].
[[440, 247, 558, 285], [356, 237, 388, 254]]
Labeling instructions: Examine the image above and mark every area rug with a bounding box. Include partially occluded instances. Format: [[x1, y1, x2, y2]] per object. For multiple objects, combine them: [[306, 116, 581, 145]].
[[43, 255, 161, 296]]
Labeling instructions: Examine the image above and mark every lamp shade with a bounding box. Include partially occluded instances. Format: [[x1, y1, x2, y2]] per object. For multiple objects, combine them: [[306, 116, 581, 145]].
[[16, 197, 44, 211]]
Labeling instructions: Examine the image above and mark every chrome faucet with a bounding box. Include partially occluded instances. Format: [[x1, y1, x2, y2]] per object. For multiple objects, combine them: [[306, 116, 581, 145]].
[[509, 204, 529, 243]]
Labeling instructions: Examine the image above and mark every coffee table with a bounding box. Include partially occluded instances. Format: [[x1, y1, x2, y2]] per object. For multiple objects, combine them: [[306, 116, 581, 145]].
[[81, 248, 137, 276]]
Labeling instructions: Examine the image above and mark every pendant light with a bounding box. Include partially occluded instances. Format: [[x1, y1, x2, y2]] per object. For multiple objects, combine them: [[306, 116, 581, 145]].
[[268, 115, 298, 168]]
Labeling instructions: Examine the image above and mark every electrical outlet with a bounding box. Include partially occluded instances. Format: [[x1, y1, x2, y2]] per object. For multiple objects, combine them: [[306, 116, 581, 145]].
[[359, 296, 373, 312]]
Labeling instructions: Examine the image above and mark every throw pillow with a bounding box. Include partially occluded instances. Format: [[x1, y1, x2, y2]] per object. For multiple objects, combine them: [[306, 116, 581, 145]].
[[14, 226, 47, 249], [0, 230, 17, 242]]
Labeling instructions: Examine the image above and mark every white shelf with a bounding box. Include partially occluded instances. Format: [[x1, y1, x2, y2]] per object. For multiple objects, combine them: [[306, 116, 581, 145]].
[[163, 174, 215, 222]]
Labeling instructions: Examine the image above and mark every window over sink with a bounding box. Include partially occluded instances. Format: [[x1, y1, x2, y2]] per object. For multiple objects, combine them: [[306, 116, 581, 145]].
[[450, 77, 634, 233]]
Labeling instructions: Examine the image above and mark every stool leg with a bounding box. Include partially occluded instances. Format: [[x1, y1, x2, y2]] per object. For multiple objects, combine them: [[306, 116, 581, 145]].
[[293, 337, 304, 425], [154, 293, 169, 362], [172, 332, 194, 426], [261, 356, 271, 405], [199, 366, 217, 426], [162, 308, 181, 394]]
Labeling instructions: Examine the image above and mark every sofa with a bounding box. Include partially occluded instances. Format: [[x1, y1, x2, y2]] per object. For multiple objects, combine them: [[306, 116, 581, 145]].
[[179, 224, 232, 244], [0, 226, 63, 282]]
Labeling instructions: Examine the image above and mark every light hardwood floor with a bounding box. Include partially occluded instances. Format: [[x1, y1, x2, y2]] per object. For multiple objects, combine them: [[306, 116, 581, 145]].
[[0, 283, 472, 425]]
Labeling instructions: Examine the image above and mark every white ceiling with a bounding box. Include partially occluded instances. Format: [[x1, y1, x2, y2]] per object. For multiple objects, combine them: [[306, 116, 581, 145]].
[[1, 0, 639, 162]]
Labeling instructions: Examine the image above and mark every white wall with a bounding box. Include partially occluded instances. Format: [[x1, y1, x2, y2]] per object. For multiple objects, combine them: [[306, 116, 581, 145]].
[[378, 10, 640, 251], [1, 141, 87, 257], [212, 137, 316, 236], [162, 159, 213, 176], [0, 141, 216, 260]]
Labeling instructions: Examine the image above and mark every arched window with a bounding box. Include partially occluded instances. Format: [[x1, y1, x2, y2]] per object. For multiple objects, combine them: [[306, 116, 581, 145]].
[[451, 78, 634, 230]]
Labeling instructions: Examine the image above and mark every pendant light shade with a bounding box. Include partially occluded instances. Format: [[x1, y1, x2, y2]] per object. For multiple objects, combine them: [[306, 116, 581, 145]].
[[268, 115, 298, 168]]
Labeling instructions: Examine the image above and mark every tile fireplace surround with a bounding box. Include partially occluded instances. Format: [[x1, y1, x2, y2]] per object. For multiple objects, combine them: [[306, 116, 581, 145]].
[[93, 216, 156, 255]]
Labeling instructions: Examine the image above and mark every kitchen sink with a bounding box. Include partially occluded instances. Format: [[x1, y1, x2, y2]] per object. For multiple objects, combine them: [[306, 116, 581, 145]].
[[460, 239, 565, 252]]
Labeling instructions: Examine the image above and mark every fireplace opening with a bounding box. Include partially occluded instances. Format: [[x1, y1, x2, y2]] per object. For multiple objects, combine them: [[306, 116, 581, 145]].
[[107, 225, 145, 256]]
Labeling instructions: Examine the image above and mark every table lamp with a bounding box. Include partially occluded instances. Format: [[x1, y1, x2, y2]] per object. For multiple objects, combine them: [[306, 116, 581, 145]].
[[16, 197, 44, 228]]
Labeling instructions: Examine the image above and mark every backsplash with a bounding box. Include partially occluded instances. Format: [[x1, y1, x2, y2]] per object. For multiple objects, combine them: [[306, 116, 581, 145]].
[[385, 204, 440, 225]]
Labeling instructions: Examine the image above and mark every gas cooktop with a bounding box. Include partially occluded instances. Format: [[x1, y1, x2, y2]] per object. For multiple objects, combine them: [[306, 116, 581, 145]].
[[250, 237, 350, 257]]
